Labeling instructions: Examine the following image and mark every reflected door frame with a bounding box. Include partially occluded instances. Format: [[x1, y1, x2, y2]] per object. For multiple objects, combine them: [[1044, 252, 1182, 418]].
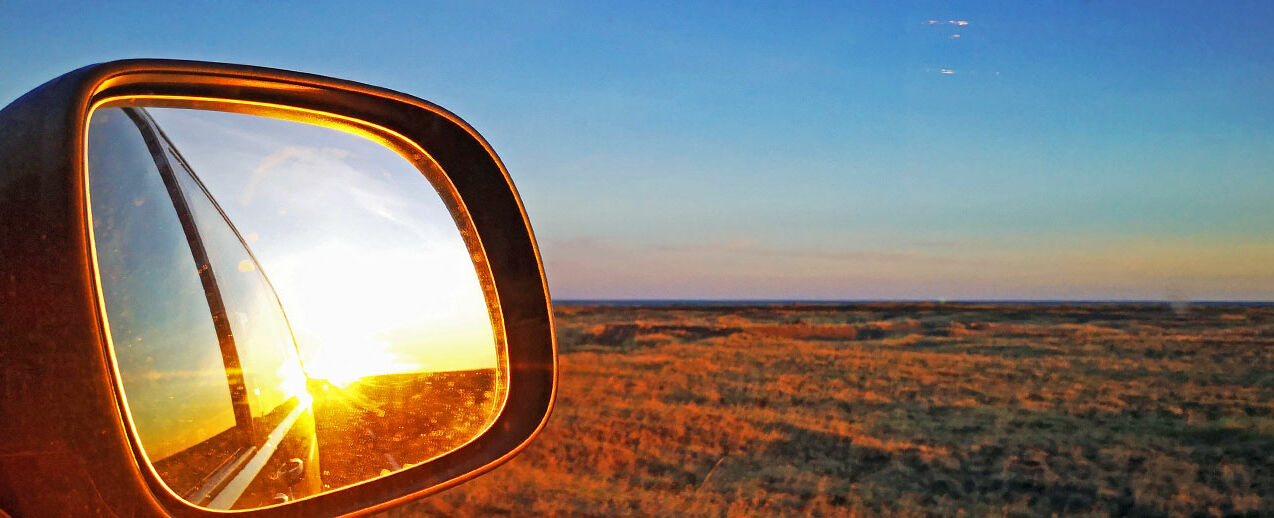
[[123, 107, 312, 509]]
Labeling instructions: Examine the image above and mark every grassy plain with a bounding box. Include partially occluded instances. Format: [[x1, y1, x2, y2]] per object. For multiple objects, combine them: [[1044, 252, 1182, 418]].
[[311, 369, 500, 490], [393, 303, 1274, 516]]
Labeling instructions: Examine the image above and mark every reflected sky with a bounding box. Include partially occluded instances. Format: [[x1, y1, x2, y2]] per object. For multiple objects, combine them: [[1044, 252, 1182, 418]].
[[146, 108, 497, 384], [169, 151, 307, 415]]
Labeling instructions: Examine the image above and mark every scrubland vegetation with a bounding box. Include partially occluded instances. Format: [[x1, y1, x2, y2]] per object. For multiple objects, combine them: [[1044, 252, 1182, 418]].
[[391, 303, 1274, 516], [311, 369, 500, 490]]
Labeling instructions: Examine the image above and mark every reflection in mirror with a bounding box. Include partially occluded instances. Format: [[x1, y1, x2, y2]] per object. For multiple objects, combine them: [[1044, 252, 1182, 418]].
[[87, 101, 506, 509]]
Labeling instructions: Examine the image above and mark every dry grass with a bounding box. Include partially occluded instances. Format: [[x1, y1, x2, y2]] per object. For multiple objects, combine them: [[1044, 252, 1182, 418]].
[[386, 303, 1274, 517]]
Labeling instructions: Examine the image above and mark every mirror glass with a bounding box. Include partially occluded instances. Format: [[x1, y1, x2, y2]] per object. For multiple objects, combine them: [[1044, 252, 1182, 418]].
[[86, 102, 507, 509]]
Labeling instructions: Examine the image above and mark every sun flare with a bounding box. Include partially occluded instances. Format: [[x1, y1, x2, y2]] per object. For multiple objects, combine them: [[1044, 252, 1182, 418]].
[[302, 338, 414, 388], [264, 240, 498, 386]]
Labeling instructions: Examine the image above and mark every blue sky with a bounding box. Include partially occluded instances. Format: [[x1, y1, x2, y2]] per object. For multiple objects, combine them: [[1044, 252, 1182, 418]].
[[4, 2, 1273, 300]]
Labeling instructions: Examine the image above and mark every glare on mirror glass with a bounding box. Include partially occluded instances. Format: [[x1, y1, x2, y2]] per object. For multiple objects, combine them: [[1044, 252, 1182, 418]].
[[86, 102, 507, 510]]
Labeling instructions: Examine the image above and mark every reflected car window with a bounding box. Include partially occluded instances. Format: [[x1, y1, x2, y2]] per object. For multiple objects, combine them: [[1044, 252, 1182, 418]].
[[157, 123, 322, 508], [91, 107, 322, 509], [164, 142, 308, 425], [87, 108, 244, 493]]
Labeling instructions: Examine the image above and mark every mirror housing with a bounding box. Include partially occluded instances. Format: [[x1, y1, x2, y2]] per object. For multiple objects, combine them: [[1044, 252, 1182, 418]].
[[0, 59, 556, 516]]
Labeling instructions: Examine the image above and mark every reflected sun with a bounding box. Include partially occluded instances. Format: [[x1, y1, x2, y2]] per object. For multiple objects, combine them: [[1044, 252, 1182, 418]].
[[264, 240, 497, 386], [303, 338, 411, 388]]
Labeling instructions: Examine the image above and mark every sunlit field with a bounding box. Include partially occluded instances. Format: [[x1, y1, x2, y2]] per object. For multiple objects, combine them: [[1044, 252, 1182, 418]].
[[310, 370, 501, 490], [387, 303, 1274, 517]]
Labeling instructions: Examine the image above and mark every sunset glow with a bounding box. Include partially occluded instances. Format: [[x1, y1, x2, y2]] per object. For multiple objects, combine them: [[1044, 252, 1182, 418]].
[[145, 107, 502, 384], [303, 338, 402, 388]]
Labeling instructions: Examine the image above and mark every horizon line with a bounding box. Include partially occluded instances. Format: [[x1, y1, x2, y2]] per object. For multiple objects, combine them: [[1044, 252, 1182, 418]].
[[552, 298, 1274, 306]]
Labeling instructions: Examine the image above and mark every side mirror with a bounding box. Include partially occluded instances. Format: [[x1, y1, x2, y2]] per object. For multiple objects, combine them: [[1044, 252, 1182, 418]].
[[0, 60, 556, 516]]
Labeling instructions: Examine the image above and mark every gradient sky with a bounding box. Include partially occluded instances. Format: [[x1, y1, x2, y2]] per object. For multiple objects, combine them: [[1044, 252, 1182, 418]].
[[4, 2, 1273, 300]]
